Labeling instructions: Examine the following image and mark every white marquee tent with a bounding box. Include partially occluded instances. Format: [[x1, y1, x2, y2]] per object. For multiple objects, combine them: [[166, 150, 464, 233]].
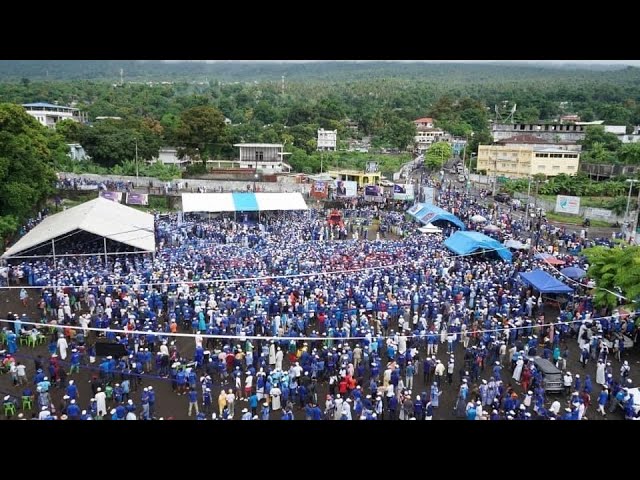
[[2, 197, 156, 259]]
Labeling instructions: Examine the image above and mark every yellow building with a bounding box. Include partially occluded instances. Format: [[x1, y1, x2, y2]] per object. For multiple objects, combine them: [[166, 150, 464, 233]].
[[327, 169, 381, 187], [477, 145, 580, 179]]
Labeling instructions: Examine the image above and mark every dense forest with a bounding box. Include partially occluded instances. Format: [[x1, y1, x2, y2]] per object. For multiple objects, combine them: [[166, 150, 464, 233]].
[[2, 61, 640, 176], [1, 61, 640, 243]]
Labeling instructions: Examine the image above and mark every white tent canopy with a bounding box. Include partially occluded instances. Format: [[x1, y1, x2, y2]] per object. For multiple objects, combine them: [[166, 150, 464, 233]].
[[255, 193, 308, 211], [2, 197, 155, 258], [181, 193, 236, 213], [181, 192, 308, 213]]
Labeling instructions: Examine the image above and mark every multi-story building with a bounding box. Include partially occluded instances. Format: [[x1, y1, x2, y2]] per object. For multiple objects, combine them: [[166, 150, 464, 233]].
[[477, 144, 580, 179], [234, 143, 292, 173], [493, 121, 640, 144], [414, 128, 446, 153], [317, 129, 337, 151], [23, 102, 86, 128]]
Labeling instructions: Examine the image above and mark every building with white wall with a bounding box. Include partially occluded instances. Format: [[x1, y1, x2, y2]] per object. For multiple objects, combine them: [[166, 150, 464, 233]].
[[234, 143, 292, 173], [151, 147, 193, 168], [317, 129, 337, 151], [23, 102, 86, 128]]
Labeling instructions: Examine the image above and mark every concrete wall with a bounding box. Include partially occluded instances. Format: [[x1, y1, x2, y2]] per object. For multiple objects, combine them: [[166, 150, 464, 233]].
[[58, 172, 311, 194]]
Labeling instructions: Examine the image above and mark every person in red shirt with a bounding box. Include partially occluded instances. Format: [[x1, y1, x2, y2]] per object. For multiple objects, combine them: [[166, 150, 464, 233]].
[[338, 378, 348, 396]]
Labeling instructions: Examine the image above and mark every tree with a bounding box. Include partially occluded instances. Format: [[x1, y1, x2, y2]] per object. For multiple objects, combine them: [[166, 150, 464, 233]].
[[55, 119, 85, 143], [79, 118, 162, 168], [173, 105, 228, 166], [583, 246, 640, 310], [619, 143, 640, 165], [0, 103, 60, 242], [380, 116, 416, 151], [579, 126, 622, 153], [425, 142, 453, 170]]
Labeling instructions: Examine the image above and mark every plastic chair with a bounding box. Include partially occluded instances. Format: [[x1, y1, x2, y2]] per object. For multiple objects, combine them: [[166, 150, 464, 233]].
[[37, 335, 46, 346], [19, 336, 29, 347], [27, 336, 37, 349], [3, 403, 16, 417], [21, 396, 32, 410]]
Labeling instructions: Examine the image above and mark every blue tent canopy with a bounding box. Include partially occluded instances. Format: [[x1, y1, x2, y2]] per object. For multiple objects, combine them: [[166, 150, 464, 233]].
[[444, 231, 512, 262], [406, 203, 465, 230], [519, 269, 574, 294], [232, 192, 260, 211]]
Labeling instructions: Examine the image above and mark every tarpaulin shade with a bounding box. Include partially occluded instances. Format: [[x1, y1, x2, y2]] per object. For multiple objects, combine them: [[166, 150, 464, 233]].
[[519, 269, 574, 294], [443, 231, 512, 262]]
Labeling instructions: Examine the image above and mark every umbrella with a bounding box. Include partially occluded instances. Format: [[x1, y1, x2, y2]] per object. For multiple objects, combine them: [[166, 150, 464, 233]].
[[418, 224, 442, 234], [470, 215, 486, 223], [484, 224, 501, 232], [560, 266, 586, 279], [504, 239, 529, 250], [534, 252, 566, 265]]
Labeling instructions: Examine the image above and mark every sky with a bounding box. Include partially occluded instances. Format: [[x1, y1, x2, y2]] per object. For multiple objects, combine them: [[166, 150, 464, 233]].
[[163, 60, 640, 66]]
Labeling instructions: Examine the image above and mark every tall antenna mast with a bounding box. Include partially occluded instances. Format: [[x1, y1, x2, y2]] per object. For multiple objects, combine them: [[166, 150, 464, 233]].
[[281, 75, 285, 95], [120, 68, 124, 86]]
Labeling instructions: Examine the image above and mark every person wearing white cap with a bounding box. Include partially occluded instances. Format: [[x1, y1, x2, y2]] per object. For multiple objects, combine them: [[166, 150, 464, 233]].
[[57, 334, 69, 360], [241, 408, 252, 420], [621, 360, 631, 379], [512, 356, 524, 384], [95, 387, 107, 418], [596, 360, 606, 386]]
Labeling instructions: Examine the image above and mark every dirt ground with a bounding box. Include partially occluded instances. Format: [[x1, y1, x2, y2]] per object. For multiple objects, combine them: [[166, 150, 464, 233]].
[[0, 286, 636, 420]]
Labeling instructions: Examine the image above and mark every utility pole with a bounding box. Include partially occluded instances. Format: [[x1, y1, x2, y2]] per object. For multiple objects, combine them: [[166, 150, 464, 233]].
[[524, 175, 532, 230], [624, 179, 639, 240], [632, 185, 640, 244], [135, 138, 139, 185], [491, 148, 498, 197]]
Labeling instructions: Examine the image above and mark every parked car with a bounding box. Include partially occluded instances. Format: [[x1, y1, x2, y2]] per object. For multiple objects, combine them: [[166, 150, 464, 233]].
[[533, 357, 564, 393], [495, 193, 511, 203]]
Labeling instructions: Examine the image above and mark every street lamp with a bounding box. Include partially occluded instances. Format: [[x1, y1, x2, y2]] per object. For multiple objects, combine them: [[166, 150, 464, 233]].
[[624, 179, 639, 238], [254, 173, 259, 192]]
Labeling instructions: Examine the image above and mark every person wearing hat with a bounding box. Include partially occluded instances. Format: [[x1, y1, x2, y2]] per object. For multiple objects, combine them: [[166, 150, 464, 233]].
[[241, 408, 252, 420], [597, 387, 609, 416], [260, 401, 270, 421]]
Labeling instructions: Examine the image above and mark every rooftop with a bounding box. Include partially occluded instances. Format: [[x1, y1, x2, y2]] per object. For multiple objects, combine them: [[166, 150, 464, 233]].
[[234, 143, 283, 148], [414, 117, 434, 123], [23, 102, 77, 110]]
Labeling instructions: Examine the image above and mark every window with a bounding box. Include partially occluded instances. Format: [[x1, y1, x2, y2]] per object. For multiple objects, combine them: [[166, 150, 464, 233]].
[[553, 166, 560, 170], [538, 165, 546, 169], [255, 151, 264, 161]]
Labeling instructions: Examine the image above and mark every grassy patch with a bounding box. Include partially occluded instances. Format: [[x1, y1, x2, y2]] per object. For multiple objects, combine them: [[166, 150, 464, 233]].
[[545, 211, 613, 228], [540, 194, 620, 209]]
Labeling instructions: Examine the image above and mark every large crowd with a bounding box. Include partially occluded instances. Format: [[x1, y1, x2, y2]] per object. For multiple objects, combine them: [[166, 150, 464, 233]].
[[0, 176, 637, 420]]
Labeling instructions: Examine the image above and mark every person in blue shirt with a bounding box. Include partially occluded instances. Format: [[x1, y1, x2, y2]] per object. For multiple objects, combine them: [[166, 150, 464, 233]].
[[597, 387, 609, 416], [188, 389, 199, 417], [261, 402, 270, 420], [281, 406, 294, 420]]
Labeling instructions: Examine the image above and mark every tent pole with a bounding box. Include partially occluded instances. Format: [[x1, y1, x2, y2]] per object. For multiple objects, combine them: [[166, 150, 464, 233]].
[[104, 237, 108, 266], [52, 239, 56, 263]]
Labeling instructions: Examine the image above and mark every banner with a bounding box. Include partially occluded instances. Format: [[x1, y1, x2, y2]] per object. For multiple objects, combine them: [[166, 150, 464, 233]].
[[364, 185, 385, 203], [555, 195, 580, 215], [100, 191, 122, 203], [364, 185, 381, 196], [393, 184, 415, 201], [422, 186, 435, 205], [126, 193, 149, 206], [77, 184, 99, 191], [335, 180, 357, 198], [310, 181, 328, 199]]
